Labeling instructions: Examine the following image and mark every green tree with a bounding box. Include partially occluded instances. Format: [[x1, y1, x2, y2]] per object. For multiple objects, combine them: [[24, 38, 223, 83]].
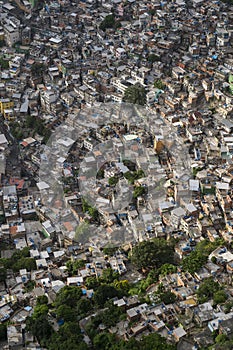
[[182, 239, 224, 274], [103, 245, 118, 256], [76, 298, 92, 318], [86, 304, 123, 340], [160, 290, 177, 305], [123, 169, 145, 184], [211, 256, 217, 264], [55, 286, 82, 308], [81, 199, 99, 221], [123, 83, 147, 106], [224, 300, 233, 313], [136, 169, 145, 178], [85, 276, 100, 290], [37, 295, 48, 305], [108, 176, 118, 186], [100, 268, 119, 284], [75, 221, 91, 242], [76, 343, 89, 350], [122, 159, 135, 170], [133, 185, 146, 198], [141, 333, 177, 349], [154, 79, 165, 90], [93, 284, 121, 307], [197, 277, 221, 304], [93, 332, 117, 349], [113, 279, 130, 295], [221, 0, 233, 4], [88, 206, 99, 221], [211, 342, 233, 350], [100, 303, 123, 327], [86, 325, 176, 349], [215, 334, 228, 344], [100, 14, 115, 30], [0, 267, 6, 282], [99, 14, 120, 31], [182, 250, 206, 274], [143, 269, 160, 289], [148, 54, 160, 63], [121, 338, 140, 349], [0, 258, 10, 270], [56, 305, 76, 322], [25, 115, 35, 128], [26, 315, 53, 346], [24, 280, 36, 292], [159, 263, 177, 277], [0, 57, 9, 69], [0, 247, 35, 273], [32, 304, 49, 319], [49, 338, 88, 350], [124, 171, 136, 184], [31, 62, 46, 77], [12, 246, 30, 259], [12, 257, 36, 272], [131, 238, 175, 270], [213, 290, 228, 306], [50, 321, 84, 349], [66, 259, 86, 274], [0, 324, 7, 341]]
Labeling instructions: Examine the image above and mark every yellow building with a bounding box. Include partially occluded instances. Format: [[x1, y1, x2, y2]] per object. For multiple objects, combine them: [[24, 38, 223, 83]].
[[3, 109, 14, 121], [0, 99, 14, 119]]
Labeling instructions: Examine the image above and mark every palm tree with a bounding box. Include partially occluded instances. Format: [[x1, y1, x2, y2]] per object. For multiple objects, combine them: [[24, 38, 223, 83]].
[[123, 83, 146, 106]]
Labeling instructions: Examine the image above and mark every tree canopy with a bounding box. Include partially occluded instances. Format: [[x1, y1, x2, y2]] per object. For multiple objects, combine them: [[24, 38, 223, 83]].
[[31, 62, 46, 77], [75, 221, 91, 242], [213, 290, 228, 306], [182, 239, 224, 274], [197, 277, 222, 304], [66, 259, 86, 275], [154, 79, 165, 90], [124, 169, 145, 185], [54, 285, 83, 308], [25, 275, 178, 350], [130, 238, 175, 270], [123, 83, 147, 106], [148, 54, 160, 63], [82, 199, 99, 221], [133, 185, 146, 198], [100, 267, 119, 284], [0, 324, 7, 341], [26, 314, 53, 347], [99, 14, 121, 31], [93, 284, 122, 307], [154, 283, 177, 305], [0, 57, 9, 69], [108, 176, 119, 186], [0, 247, 36, 278], [26, 286, 87, 349], [10, 115, 51, 143]]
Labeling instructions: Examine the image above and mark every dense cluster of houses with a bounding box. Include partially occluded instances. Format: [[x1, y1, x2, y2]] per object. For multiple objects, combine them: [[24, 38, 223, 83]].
[[1, 0, 233, 348]]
